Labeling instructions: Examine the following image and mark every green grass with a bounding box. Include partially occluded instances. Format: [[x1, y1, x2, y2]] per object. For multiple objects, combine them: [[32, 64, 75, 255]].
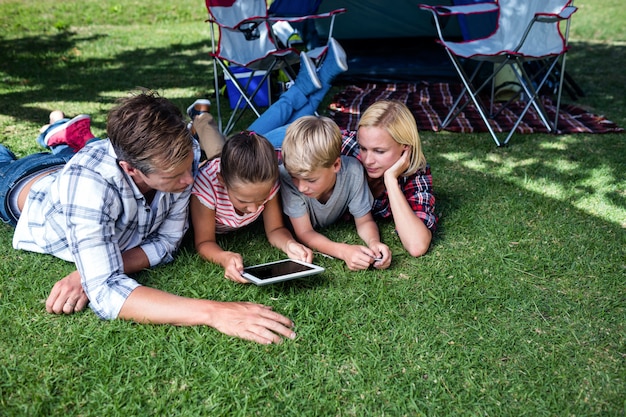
[[1, 1, 624, 415]]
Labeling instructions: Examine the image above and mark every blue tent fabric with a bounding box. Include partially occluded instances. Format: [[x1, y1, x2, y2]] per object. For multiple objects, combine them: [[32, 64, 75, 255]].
[[315, 0, 468, 82]]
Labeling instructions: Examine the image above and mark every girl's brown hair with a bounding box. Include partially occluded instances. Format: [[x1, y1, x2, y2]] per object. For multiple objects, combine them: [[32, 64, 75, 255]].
[[220, 131, 279, 189]]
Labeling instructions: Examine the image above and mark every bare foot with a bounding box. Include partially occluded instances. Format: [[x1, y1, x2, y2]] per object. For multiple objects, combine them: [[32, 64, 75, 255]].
[[49, 110, 65, 124], [39, 110, 66, 133]]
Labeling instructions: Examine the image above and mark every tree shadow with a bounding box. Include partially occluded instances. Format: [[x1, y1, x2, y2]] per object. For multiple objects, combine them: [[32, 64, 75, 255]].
[[422, 39, 626, 231], [0, 30, 213, 127]]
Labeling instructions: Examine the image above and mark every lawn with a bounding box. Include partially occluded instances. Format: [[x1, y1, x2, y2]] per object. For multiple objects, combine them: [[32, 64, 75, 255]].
[[0, 1, 624, 416]]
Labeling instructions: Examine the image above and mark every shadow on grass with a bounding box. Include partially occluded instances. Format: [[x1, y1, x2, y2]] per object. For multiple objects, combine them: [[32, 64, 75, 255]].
[[0, 30, 212, 127], [427, 133, 625, 245], [0, 30, 623, 236]]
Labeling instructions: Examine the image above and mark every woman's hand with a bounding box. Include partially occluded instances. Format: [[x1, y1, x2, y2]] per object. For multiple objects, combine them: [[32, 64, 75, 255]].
[[384, 149, 411, 183]]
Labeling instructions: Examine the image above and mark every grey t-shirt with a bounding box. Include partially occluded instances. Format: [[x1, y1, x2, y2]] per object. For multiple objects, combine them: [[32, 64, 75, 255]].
[[280, 156, 373, 229]]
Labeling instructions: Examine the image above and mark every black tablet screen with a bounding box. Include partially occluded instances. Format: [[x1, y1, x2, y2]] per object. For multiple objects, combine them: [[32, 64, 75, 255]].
[[244, 261, 313, 280]]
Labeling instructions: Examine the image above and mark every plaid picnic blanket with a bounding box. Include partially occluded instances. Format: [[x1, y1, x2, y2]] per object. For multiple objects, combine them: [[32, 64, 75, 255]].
[[328, 82, 624, 134]]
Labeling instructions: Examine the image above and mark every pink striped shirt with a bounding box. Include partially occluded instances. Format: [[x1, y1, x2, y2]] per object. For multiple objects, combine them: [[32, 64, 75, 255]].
[[192, 158, 279, 234]]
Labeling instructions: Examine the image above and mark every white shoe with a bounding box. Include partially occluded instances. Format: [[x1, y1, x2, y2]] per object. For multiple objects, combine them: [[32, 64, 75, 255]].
[[295, 52, 322, 95], [328, 37, 348, 72]]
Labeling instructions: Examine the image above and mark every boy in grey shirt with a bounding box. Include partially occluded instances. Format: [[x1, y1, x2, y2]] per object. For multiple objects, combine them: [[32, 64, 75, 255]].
[[279, 116, 392, 271]]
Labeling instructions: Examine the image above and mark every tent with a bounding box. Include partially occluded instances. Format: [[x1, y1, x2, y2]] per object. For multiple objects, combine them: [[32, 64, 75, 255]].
[[313, 0, 496, 82]]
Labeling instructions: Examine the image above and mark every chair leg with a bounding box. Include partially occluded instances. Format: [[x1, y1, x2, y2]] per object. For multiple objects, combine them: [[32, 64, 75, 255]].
[[219, 60, 280, 136], [213, 58, 223, 134], [440, 61, 483, 129], [445, 51, 502, 146], [516, 57, 562, 132], [553, 54, 568, 132]]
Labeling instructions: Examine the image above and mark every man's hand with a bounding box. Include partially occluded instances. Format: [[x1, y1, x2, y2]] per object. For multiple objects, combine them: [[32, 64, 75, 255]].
[[118, 287, 297, 344], [45, 270, 89, 314], [207, 301, 297, 344]]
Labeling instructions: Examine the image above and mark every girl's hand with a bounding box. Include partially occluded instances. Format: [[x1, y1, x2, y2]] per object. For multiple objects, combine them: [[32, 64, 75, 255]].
[[285, 240, 314, 263], [222, 252, 248, 283]]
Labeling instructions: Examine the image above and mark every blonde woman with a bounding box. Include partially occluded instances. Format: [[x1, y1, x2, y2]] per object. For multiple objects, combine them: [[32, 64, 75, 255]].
[[342, 100, 437, 257]]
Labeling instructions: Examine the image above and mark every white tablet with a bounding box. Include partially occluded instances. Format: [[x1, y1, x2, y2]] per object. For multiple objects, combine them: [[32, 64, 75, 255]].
[[242, 259, 325, 286]]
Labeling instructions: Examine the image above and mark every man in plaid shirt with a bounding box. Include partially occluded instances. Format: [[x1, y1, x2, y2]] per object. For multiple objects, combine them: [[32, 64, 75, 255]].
[[1, 91, 297, 344]]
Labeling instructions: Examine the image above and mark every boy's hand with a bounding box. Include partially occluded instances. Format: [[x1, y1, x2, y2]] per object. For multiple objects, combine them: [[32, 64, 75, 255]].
[[221, 251, 248, 283], [284, 240, 314, 263], [369, 242, 392, 269], [342, 245, 379, 271]]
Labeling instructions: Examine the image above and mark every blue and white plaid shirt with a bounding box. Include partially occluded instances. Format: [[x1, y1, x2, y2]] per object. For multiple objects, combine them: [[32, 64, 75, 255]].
[[13, 139, 200, 319]]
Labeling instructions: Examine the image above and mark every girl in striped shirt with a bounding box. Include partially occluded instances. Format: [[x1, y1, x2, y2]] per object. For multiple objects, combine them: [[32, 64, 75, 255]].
[[191, 131, 312, 283]]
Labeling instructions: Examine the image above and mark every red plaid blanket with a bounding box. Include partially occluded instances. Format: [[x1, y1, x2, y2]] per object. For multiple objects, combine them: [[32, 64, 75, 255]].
[[328, 83, 623, 134]]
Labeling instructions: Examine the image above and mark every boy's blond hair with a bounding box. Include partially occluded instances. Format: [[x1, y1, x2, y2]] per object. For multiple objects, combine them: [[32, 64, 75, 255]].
[[357, 100, 427, 176], [282, 116, 342, 176]]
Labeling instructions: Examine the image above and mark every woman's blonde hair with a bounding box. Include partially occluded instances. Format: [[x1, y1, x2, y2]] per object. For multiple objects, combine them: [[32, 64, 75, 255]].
[[357, 100, 426, 176], [282, 116, 342, 176]]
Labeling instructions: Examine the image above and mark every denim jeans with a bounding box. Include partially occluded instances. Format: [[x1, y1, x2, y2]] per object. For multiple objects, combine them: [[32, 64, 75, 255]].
[[36, 118, 70, 153], [0, 145, 74, 226], [248, 76, 332, 148]]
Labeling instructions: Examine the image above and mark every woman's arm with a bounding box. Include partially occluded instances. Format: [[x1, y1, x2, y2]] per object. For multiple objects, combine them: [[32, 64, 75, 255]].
[[383, 152, 432, 257]]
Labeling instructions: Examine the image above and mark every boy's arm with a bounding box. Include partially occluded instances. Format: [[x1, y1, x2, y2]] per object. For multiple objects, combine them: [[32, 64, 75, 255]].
[[190, 195, 246, 283], [262, 197, 313, 263], [353, 213, 392, 269], [289, 215, 375, 271]]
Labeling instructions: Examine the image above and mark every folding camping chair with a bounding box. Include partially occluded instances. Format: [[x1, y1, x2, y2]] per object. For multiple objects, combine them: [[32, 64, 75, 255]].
[[418, 0, 577, 146], [206, 0, 346, 135], [268, 0, 324, 49]]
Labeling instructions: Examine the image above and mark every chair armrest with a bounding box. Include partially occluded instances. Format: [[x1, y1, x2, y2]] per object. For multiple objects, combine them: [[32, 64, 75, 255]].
[[418, 3, 497, 42], [418, 3, 498, 17], [559, 6, 577, 19], [535, 6, 577, 23], [206, 15, 270, 30], [267, 8, 347, 24], [534, 6, 578, 23]]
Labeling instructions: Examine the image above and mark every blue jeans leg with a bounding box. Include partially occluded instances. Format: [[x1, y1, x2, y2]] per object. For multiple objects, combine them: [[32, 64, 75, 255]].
[[0, 147, 73, 226], [36, 118, 70, 149], [253, 77, 335, 147], [248, 82, 311, 135], [0, 145, 17, 164]]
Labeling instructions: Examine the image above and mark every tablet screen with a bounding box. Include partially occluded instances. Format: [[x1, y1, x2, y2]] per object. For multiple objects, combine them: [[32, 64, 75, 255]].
[[245, 261, 314, 280], [242, 259, 324, 285]]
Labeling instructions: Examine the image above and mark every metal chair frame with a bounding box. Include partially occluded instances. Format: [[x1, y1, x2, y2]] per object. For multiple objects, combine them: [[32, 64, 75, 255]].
[[419, 1, 577, 146]]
